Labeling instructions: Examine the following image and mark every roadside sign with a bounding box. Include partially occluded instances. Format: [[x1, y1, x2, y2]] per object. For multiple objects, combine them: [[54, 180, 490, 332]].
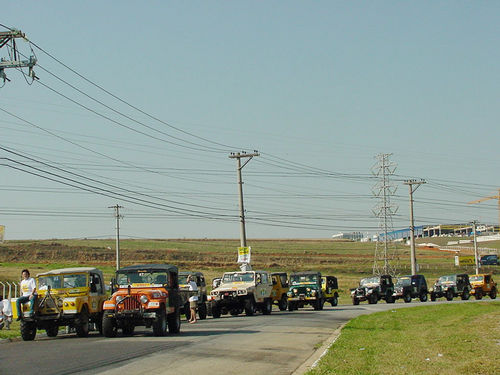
[[458, 256, 475, 266], [237, 246, 251, 264], [0, 225, 4, 242]]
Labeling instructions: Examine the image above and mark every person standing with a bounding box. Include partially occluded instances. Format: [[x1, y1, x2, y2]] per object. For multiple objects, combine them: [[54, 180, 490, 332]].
[[187, 275, 198, 324], [16, 269, 37, 321]]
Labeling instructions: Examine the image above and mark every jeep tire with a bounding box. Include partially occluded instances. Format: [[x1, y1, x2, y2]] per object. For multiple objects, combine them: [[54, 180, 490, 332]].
[[368, 294, 378, 304], [278, 294, 288, 311], [167, 309, 181, 334], [461, 289, 470, 301], [20, 320, 37, 341], [46, 324, 59, 337], [245, 298, 255, 316], [262, 298, 272, 315], [353, 297, 360, 305], [446, 289, 454, 301], [102, 315, 117, 337], [153, 309, 167, 336], [475, 289, 483, 300], [198, 302, 207, 320], [331, 295, 338, 307], [211, 305, 221, 318], [419, 292, 428, 302], [403, 293, 412, 303], [430, 293, 436, 301], [75, 306, 90, 338], [490, 287, 497, 299]]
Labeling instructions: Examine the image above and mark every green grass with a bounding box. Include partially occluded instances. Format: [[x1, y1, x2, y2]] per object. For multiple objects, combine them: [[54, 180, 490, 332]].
[[307, 302, 500, 375]]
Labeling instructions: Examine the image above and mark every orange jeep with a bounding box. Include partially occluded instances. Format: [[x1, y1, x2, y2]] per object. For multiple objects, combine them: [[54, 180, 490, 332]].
[[469, 274, 497, 300], [102, 264, 182, 337]]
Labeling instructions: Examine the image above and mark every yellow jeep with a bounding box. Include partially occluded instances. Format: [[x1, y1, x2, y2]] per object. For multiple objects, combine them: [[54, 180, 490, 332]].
[[271, 272, 289, 311], [469, 274, 497, 300], [321, 276, 339, 306], [15, 267, 107, 341]]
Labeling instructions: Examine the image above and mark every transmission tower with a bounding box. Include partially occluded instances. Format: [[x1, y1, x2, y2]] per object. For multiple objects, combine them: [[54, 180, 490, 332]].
[[0, 28, 37, 85], [372, 153, 399, 276]]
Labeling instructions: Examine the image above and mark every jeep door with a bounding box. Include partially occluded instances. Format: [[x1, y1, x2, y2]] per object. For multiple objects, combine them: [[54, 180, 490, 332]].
[[89, 272, 106, 313], [255, 273, 272, 302]]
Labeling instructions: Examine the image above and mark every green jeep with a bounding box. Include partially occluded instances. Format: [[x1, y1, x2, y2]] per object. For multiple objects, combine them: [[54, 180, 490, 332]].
[[287, 271, 325, 311]]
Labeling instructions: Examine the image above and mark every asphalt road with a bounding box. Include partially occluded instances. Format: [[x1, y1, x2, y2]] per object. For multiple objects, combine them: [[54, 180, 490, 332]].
[[1, 299, 494, 375]]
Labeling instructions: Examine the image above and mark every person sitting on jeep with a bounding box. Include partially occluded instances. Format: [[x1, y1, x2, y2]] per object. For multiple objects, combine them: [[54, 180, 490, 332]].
[[16, 269, 37, 321]]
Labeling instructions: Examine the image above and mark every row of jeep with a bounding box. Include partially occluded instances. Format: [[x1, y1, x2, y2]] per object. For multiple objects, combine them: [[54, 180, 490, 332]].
[[13, 265, 338, 341], [351, 273, 497, 305]]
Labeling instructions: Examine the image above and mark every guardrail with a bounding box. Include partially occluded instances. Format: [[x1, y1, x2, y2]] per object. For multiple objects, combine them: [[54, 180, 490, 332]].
[[0, 281, 19, 299]]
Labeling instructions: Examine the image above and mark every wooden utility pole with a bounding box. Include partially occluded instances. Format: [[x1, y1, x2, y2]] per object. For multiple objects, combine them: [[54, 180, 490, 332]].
[[404, 179, 426, 275], [109, 204, 123, 270], [472, 221, 479, 274], [228, 151, 259, 248]]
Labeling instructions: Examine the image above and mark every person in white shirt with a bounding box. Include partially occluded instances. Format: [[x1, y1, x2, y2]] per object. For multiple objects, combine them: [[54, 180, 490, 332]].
[[16, 269, 37, 321], [187, 275, 198, 324]]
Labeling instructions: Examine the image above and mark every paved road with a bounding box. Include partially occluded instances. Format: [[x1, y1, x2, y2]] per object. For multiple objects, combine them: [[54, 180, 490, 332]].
[[0, 300, 494, 375]]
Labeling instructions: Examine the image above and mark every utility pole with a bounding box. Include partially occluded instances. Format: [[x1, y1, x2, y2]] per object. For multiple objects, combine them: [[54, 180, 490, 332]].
[[472, 220, 479, 274], [109, 204, 123, 270], [404, 179, 426, 275], [228, 151, 259, 249]]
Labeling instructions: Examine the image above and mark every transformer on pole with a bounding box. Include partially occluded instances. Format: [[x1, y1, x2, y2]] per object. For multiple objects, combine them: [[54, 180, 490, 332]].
[[0, 28, 37, 84]]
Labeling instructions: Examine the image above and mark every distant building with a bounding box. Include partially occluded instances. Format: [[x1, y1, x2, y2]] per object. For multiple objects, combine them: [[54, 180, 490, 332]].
[[332, 232, 364, 241]]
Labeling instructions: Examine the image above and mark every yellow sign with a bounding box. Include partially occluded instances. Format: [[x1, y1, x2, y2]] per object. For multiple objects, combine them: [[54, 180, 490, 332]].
[[459, 256, 475, 266], [237, 246, 251, 263]]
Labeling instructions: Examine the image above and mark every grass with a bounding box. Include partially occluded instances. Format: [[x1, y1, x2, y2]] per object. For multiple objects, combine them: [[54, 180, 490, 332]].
[[307, 302, 500, 375]]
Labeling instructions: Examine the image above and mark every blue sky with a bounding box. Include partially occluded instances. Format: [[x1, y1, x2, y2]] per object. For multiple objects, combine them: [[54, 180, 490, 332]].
[[1, 1, 499, 240]]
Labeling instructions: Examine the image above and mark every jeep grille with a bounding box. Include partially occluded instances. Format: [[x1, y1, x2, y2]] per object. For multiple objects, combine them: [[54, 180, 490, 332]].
[[121, 296, 141, 310]]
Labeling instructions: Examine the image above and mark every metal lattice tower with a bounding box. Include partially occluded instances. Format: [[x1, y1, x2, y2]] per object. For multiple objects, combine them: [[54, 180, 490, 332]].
[[372, 153, 399, 276]]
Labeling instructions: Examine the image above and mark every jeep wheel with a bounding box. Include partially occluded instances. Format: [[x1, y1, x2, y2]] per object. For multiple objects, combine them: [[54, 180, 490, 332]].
[[490, 288, 497, 299], [461, 289, 470, 301], [353, 297, 360, 306], [20, 320, 37, 341], [102, 315, 117, 338], [262, 298, 272, 315], [403, 293, 412, 303], [386, 294, 395, 304], [46, 324, 59, 337], [153, 309, 167, 336], [475, 289, 483, 300], [368, 294, 378, 304], [331, 295, 338, 307], [278, 295, 288, 311], [167, 309, 181, 334], [430, 293, 436, 301], [211, 305, 221, 318], [122, 324, 135, 335], [419, 293, 428, 302], [445, 289, 454, 301], [244, 298, 255, 316], [184, 302, 191, 321], [198, 302, 208, 320], [75, 306, 90, 337]]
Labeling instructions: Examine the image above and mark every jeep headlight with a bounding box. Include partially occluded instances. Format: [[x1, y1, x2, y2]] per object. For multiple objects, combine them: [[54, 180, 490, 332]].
[[311, 290, 317, 296], [140, 295, 149, 304], [306, 288, 311, 292], [115, 296, 124, 303], [293, 288, 298, 293]]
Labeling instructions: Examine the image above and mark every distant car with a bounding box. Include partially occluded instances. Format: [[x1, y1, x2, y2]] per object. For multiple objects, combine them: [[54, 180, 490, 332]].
[[480, 254, 498, 266]]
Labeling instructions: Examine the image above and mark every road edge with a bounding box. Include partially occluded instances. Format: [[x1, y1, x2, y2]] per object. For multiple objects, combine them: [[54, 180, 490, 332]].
[[291, 322, 347, 375]]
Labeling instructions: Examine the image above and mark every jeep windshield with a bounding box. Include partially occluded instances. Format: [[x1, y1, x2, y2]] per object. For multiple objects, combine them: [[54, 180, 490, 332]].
[[395, 277, 411, 287], [221, 272, 254, 283], [360, 277, 380, 286], [116, 270, 169, 286], [469, 275, 483, 282], [38, 273, 87, 290], [290, 274, 318, 284], [437, 275, 456, 284]]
